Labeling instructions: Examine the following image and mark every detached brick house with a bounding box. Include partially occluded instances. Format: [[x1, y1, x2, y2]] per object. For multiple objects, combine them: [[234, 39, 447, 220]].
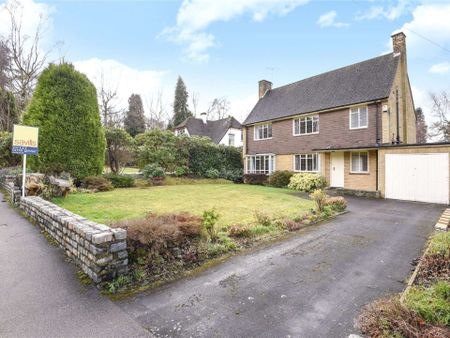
[[243, 32, 450, 204], [174, 113, 243, 147]]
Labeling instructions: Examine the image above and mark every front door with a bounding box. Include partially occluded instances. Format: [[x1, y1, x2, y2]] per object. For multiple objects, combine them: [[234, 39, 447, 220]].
[[330, 152, 344, 188]]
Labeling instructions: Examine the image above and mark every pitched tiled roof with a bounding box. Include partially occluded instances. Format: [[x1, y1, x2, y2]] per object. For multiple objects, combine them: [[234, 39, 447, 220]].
[[243, 53, 400, 125], [175, 116, 242, 144]]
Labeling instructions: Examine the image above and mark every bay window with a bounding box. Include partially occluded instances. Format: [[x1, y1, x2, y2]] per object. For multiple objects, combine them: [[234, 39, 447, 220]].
[[246, 154, 275, 174]]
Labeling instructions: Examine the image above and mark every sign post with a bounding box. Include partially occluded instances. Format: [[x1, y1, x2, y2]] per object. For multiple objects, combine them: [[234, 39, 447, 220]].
[[12, 125, 39, 198]]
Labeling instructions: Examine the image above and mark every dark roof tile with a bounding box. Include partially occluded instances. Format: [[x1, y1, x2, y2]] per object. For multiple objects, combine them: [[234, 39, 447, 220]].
[[175, 116, 242, 143], [244, 53, 399, 125]]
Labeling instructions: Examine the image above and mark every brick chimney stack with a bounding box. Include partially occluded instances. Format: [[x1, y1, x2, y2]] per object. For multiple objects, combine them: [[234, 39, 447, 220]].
[[392, 31, 406, 55], [391, 31, 408, 143], [259, 80, 272, 99]]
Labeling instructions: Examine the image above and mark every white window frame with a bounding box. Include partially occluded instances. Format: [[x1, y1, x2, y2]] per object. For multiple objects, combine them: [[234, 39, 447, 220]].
[[293, 153, 320, 172], [228, 133, 235, 146], [349, 106, 368, 130], [253, 123, 272, 141], [245, 154, 276, 175], [293, 115, 319, 136], [350, 151, 369, 173], [175, 128, 186, 136]]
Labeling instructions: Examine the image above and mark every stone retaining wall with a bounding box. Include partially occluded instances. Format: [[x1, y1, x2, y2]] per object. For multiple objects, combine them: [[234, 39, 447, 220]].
[[0, 175, 21, 204], [19, 196, 128, 284]]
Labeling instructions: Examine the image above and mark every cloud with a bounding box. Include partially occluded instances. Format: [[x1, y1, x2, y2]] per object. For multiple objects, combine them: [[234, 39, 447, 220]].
[[429, 62, 450, 74], [162, 0, 310, 62], [355, 0, 411, 21], [229, 93, 258, 122], [317, 10, 349, 28], [74, 58, 167, 111], [397, 3, 450, 58], [0, 0, 54, 43]]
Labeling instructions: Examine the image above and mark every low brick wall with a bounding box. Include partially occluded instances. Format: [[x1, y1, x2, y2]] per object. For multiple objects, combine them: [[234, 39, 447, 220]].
[[19, 196, 128, 284], [0, 175, 21, 204]]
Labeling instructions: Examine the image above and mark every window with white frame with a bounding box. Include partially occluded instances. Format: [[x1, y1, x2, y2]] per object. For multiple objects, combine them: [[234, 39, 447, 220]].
[[351, 152, 369, 173], [175, 128, 186, 136], [228, 133, 235, 146], [246, 155, 275, 174], [254, 123, 272, 140], [293, 115, 319, 135], [294, 153, 319, 172], [350, 106, 368, 129]]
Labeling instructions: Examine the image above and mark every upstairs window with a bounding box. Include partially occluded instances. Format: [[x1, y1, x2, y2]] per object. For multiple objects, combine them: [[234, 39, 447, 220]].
[[228, 133, 235, 146], [175, 128, 186, 136], [293, 115, 319, 135], [351, 152, 369, 173], [254, 123, 272, 140], [350, 106, 368, 129], [294, 153, 319, 172]]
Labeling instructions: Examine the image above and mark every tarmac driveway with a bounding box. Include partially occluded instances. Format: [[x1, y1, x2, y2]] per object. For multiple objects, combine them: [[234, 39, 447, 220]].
[[118, 197, 444, 338]]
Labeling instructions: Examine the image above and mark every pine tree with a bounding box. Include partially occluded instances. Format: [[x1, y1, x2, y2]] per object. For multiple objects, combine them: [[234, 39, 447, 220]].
[[124, 94, 146, 137], [415, 107, 428, 144], [172, 76, 191, 127]]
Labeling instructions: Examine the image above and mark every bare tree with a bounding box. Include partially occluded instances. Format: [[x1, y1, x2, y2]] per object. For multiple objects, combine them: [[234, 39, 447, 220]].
[[0, 41, 10, 90], [98, 75, 123, 127], [206, 97, 230, 120], [415, 107, 428, 143], [3, 0, 51, 112], [429, 92, 450, 142], [191, 91, 199, 116], [146, 89, 168, 130]]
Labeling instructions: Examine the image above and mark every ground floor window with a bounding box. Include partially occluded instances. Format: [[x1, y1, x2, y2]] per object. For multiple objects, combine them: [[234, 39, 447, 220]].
[[246, 154, 275, 174], [351, 151, 369, 173], [294, 153, 319, 172]]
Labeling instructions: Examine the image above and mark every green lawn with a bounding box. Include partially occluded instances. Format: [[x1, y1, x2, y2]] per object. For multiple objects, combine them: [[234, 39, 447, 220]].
[[53, 184, 313, 226]]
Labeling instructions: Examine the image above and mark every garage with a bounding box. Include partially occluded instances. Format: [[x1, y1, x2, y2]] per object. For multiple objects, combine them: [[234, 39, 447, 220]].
[[385, 153, 449, 204]]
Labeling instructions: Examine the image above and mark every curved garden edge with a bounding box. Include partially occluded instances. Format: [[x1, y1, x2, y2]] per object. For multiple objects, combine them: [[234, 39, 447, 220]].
[[105, 209, 349, 301]]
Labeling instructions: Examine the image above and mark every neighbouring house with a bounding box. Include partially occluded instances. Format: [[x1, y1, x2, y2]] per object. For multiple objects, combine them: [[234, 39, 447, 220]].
[[174, 113, 243, 147], [243, 32, 450, 205]]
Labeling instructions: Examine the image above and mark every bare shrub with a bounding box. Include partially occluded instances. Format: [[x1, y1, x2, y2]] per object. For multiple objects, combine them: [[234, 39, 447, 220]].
[[356, 296, 450, 338], [324, 196, 347, 211], [228, 224, 252, 238], [112, 212, 202, 249]]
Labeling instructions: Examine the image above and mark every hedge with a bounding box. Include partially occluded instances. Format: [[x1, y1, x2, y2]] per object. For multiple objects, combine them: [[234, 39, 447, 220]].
[[134, 130, 242, 178], [23, 63, 105, 180]]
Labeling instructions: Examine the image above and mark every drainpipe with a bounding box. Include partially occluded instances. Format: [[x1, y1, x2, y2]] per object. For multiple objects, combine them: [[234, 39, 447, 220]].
[[376, 150, 379, 192], [396, 89, 400, 144], [375, 102, 381, 145]]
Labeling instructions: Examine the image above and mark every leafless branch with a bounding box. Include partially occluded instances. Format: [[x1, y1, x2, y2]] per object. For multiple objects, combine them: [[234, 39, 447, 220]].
[[3, 0, 52, 112], [146, 89, 169, 130], [206, 96, 230, 120], [98, 73, 124, 127], [429, 91, 450, 142]]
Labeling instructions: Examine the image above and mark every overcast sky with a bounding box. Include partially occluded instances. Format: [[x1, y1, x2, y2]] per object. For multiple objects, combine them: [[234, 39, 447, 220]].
[[0, 0, 449, 125]]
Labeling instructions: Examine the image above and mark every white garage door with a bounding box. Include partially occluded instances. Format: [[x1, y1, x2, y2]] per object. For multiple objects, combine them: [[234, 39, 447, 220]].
[[385, 153, 449, 204]]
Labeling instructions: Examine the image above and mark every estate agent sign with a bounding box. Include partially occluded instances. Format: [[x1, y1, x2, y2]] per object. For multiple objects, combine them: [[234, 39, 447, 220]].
[[12, 124, 39, 197], [12, 124, 39, 155]]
